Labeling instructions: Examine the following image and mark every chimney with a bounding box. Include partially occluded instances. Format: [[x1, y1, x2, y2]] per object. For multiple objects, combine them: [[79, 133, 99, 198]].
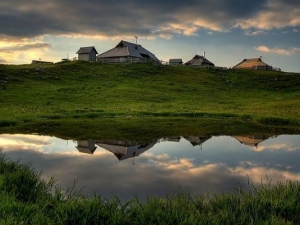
[[203, 51, 206, 58]]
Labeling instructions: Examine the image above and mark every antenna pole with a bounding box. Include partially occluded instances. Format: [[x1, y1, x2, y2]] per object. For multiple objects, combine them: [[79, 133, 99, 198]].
[[135, 36, 138, 44]]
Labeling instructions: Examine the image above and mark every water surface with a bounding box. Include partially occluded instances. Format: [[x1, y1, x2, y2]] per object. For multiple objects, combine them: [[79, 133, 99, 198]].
[[1, 134, 299, 202]]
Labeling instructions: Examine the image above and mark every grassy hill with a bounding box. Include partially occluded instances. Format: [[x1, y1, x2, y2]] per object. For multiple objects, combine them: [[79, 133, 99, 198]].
[[0, 61, 299, 139]]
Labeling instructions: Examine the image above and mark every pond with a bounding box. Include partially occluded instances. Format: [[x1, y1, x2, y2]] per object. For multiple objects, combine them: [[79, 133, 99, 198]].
[[0, 133, 300, 202]]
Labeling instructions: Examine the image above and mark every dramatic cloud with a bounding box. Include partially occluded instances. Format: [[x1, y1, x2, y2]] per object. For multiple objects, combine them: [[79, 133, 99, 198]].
[[255, 45, 300, 55], [0, 0, 300, 70], [0, 38, 52, 64], [0, 0, 269, 39], [237, 0, 300, 30], [0, 43, 51, 52]]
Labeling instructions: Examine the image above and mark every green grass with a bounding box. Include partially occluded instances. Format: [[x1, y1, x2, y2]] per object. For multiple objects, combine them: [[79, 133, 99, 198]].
[[1, 62, 300, 224], [1, 151, 300, 224], [0, 61, 300, 139]]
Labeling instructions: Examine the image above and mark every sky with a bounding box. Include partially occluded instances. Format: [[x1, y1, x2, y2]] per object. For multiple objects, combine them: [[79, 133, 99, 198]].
[[0, 0, 300, 72]]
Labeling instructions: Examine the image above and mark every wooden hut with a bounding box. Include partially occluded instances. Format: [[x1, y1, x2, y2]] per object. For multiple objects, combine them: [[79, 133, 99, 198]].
[[76, 46, 98, 62], [233, 58, 272, 70], [97, 40, 159, 63], [169, 58, 183, 66], [184, 54, 214, 67]]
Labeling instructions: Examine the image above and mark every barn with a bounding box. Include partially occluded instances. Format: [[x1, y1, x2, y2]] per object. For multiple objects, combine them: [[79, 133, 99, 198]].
[[233, 58, 273, 70], [76, 46, 98, 62], [184, 54, 214, 67], [97, 40, 159, 63]]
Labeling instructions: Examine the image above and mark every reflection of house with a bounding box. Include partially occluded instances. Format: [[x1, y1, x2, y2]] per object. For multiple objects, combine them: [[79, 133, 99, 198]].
[[159, 136, 181, 143], [76, 140, 97, 154], [76, 46, 98, 62], [233, 58, 272, 70], [97, 40, 159, 63], [169, 58, 183, 66], [184, 54, 214, 67], [233, 135, 271, 147], [184, 136, 212, 148], [96, 140, 157, 161]]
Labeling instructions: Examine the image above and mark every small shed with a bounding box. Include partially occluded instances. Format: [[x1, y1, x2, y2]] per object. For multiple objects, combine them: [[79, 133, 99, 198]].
[[76, 46, 98, 62], [184, 54, 214, 67], [169, 58, 183, 66], [233, 58, 272, 70]]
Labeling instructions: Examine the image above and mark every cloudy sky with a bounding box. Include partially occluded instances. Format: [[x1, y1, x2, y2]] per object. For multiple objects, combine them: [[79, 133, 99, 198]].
[[0, 0, 300, 72]]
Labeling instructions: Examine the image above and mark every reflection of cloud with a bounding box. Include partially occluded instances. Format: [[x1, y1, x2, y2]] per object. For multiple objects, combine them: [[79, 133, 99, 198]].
[[230, 166, 300, 185], [255, 143, 299, 152], [0, 134, 80, 155], [0, 134, 51, 152], [2, 133, 300, 202]]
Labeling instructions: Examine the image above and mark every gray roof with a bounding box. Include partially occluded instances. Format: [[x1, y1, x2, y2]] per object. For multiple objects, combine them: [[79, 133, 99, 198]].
[[97, 40, 159, 61], [97, 141, 157, 161], [76, 46, 98, 54], [169, 58, 183, 63], [184, 55, 214, 66]]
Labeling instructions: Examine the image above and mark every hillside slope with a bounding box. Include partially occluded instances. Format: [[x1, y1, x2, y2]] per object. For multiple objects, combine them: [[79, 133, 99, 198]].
[[0, 61, 299, 138]]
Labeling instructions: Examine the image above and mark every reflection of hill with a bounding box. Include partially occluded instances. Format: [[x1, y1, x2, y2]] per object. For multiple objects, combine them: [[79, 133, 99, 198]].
[[158, 135, 212, 149], [232, 135, 272, 147], [75, 135, 213, 159], [96, 140, 157, 161], [76, 140, 97, 154]]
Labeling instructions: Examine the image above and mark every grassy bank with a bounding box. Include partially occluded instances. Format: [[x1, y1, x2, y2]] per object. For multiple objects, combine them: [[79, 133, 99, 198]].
[[0, 151, 299, 224], [0, 61, 300, 138]]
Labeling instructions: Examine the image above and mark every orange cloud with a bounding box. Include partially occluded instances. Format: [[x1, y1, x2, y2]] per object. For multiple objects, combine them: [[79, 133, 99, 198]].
[[0, 37, 52, 64], [236, 1, 300, 30], [255, 45, 300, 55]]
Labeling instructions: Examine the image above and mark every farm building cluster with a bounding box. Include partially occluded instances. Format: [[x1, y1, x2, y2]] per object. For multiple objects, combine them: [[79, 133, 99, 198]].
[[32, 39, 280, 71]]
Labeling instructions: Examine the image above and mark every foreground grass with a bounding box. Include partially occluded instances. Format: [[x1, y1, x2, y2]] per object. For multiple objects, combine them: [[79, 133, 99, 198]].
[[0, 151, 300, 225], [0, 61, 299, 138]]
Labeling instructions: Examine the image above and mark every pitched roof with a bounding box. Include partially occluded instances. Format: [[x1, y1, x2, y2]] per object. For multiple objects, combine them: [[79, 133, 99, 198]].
[[184, 55, 214, 66], [97, 40, 159, 61], [96, 141, 157, 161], [76, 46, 98, 54], [232, 136, 270, 147], [233, 58, 271, 68], [169, 58, 183, 63]]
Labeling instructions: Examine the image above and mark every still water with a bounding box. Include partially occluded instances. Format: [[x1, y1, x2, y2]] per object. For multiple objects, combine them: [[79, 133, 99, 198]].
[[1, 134, 300, 202]]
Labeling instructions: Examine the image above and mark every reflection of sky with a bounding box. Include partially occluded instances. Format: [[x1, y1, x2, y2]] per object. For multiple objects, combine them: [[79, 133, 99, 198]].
[[1, 134, 300, 202]]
